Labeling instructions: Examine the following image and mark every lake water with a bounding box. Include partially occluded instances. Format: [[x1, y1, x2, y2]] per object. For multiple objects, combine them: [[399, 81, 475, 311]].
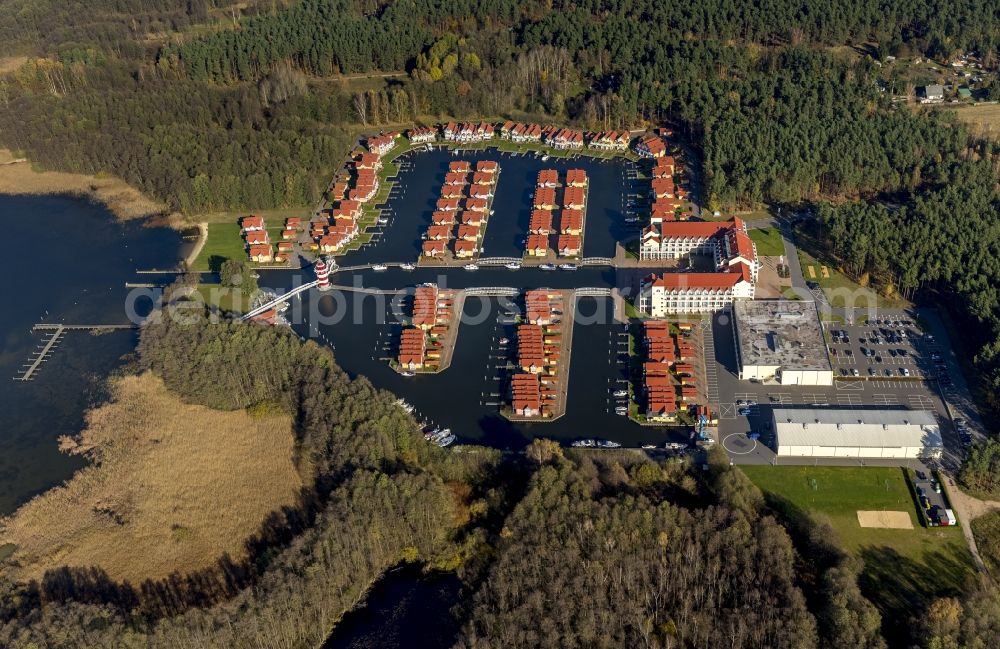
[[254, 146, 684, 449], [353, 147, 638, 264], [322, 565, 462, 649], [0, 194, 181, 514]]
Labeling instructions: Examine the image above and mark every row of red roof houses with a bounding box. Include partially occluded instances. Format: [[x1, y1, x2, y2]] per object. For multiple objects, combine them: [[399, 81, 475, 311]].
[[242, 215, 302, 264], [641, 321, 699, 420], [511, 290, 565, 417], [317, 148, 390, 253], [442, 122, 496, 143], [397, 286, 456, 371], [404, 122, 633, 152], [524, 169, 587, 258], [422, 160, 499, 259]]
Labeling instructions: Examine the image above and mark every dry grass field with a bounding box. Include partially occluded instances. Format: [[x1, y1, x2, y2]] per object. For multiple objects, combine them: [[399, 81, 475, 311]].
[[0, 373, 302, 583], [947, 104, 1000, 140], [0, 148, 165, 220]]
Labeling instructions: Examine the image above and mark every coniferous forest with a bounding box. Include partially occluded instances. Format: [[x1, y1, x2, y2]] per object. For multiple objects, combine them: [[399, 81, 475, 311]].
[[1, 1, 1000, 647]]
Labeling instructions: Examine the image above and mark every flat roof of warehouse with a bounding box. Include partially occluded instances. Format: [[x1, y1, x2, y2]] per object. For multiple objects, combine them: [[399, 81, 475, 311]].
[[734, 299, 831, 371]]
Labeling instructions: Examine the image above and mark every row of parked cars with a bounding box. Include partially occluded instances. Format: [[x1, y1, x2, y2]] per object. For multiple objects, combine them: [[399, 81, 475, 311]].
[[955, 418, 973, 446]]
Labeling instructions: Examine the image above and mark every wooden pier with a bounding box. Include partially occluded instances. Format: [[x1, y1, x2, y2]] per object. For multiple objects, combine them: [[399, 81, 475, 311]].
[[32, 323, 138, 332], [15, 326, 65, 382], [14, 323, 140, 381]]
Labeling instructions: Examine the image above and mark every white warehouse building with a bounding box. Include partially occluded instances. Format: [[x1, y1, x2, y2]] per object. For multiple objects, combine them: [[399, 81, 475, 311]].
[[774, 408, 943, 459], [733, 299, 833, 385]]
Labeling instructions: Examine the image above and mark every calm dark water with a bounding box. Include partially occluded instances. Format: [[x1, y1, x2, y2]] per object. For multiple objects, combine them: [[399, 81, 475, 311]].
[[350, 147, 638, 264], [255, 147, 684, 449], [322, 566, 462, 649], [278, 288, 687, 449], [0, 194, 181, 514]]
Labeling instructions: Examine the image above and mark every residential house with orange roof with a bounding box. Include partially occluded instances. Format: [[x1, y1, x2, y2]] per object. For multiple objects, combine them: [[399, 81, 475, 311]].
[[422, 240, 448, 257], [563, 187, 585, 209], [525, 234, 549, 256], [241, 215, 265, 232], [248, 244, 273, 263], [453, 239, 476, 258], [557, 234, 582, 257], [560, 209, 583, 235], [528, 209, 554, 234]]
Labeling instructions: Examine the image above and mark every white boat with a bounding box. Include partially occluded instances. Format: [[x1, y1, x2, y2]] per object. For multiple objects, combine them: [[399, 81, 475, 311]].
[[571, 439, 596, 448], [372, 264, 388, 271], [464, 263, 479, 271], [641, 444, 657, 450], [505, 262, 522, 270], [541, 155, 550, 161], [598, 440, 621, 448], [498, 337, 510, 345], [400, 371, 415, 377], [558, 264, 578, 271], [400, 263, 415, 271], [436, 434, 456, 447], [377, 217, 389, 225], [539, 264, 556, 271], [614, 407, 628, 415], [613, 389, 628, 398]]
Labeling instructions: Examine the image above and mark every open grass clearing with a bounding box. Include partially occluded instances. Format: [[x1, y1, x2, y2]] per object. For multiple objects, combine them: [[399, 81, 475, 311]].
[[191, 221, 246, 271], [748, 226, 785, 256], [742, 465, 973, 635], [797, 249, 907, 309], [0, 373, 302, 584], [970, 510, 1000, 574], [947, 103, 1000, 140]]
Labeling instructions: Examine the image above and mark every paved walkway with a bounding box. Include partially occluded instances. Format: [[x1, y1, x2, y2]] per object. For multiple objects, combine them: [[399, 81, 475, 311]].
[[182, 222, 207, 268]]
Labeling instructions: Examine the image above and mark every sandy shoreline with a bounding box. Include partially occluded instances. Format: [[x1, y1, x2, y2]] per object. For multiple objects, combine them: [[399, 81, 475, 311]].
[[0, 149, 167, 221]]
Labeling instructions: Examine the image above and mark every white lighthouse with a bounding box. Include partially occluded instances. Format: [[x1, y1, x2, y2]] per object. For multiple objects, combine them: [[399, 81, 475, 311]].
[[315, 257, 331, 291]]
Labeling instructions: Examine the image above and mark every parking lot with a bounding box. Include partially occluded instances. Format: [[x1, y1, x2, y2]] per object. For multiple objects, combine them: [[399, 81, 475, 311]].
[[825, 317, 939, 381], [707, 309, 969, 467]]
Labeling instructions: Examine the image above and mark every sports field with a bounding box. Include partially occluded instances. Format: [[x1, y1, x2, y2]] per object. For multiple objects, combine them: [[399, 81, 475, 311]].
[[742, 466, 965, 558], [742, 465, 973, 636]]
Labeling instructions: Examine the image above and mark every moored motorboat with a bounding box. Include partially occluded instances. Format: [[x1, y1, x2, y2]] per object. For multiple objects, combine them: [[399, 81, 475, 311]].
[[400, 263, 415, 271], [505, 262, 522, 270], [539, 263, 556, 271], [464, 263, 479, 271], [372, 264, 388, 271]]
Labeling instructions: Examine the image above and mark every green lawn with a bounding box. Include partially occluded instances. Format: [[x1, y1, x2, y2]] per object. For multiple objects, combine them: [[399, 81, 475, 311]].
[[743, 465, 973, 635], [796, 249, 908, 309], [194, 283, 250, 314], [748, 227, 785, 256], [970, 510, 1000, 574], [191, 222, 246, 272]]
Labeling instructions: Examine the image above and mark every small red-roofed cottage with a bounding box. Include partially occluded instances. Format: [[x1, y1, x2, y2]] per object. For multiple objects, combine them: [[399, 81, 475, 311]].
[[422, 240, 447, 257], [249, 244, 273, 262], [557, 234, 581, 257], [453, 239, 476, 258], [241, 215, 265, 232], [525, 234, 549, 257], [565, 169, 588, 187]]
